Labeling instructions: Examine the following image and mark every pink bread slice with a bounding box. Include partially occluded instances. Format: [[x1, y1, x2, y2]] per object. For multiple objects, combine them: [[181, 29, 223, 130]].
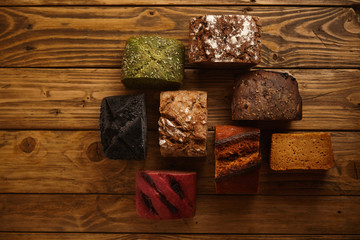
[[136, 170, 197, 219]]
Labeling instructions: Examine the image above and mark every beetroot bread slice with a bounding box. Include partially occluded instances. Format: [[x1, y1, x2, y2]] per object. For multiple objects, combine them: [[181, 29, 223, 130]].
[[136, 170, 196, 219]]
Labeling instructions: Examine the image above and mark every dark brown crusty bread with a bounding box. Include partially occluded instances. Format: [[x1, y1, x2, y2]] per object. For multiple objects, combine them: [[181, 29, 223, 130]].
[[215, 125, 261, 194], [232, 70, 302, 120], [159, 90, 207, 157], [270, 132, 335, 170], [189, 15, 261, 68]]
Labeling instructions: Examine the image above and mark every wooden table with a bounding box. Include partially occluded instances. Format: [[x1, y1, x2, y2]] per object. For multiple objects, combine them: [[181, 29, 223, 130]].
[[0, 1, 359, 239]]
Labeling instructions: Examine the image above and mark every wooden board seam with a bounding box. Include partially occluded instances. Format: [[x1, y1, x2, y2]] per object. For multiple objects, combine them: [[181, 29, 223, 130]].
[[1, 231, 360, 235], [0, 4, 359, 7]]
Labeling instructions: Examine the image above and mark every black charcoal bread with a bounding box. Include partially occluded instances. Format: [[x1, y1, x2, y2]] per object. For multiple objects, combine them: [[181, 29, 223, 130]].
[[122, 36, 185, 89], [100, 94, 147, 160]]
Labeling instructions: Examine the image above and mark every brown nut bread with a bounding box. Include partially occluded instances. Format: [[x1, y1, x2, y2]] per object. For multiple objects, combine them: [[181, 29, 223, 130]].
[[159, 90, 207, 157], [189, 15, 261, 68], [215, 125, 261, 194], [232, 70, 302, 120], [270, 132, 335, 170]]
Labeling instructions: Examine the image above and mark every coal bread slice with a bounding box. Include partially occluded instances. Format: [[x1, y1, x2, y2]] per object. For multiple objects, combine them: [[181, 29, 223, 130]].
[[99, 94, 147, 160]]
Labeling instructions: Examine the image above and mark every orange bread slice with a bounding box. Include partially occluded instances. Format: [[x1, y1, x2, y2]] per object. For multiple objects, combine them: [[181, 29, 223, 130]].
[[215, 125, 261, 194], [270, 132, 334, 170], [215, 167, 260, 194]]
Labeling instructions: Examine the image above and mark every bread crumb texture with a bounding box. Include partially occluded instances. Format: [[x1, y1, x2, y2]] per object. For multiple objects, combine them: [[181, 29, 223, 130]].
[[270, 132, 335, 170]]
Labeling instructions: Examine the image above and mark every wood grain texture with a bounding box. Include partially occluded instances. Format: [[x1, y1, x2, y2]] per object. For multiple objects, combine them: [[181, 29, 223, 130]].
[[0, 7, 359, 68], [1, 233, 360, 240], [1, 0, 359, 6], [0, 194, 359, 234], [0, 68, 359, 130], [0, 130, 358, 194], [0, 1, 359, 239]]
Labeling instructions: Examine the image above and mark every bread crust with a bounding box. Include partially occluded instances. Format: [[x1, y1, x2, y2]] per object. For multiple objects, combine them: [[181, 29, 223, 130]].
[[215, 125, 261, 182]]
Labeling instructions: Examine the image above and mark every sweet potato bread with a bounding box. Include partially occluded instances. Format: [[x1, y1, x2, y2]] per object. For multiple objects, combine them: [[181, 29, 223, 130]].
[[270, 132, 335, 170]]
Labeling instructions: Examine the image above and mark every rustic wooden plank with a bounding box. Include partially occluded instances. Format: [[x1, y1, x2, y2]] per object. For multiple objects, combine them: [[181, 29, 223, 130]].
[[1, 233, 360, 240], [0, 194, 359, 233], [0, 7, 358, 68], [0, 68, 359, 130], [0, 0, 359, 6], [0, 130, 358, 194]]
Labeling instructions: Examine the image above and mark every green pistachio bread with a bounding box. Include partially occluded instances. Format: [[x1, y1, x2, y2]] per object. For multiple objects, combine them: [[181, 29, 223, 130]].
[[122, 36, 185, 89]]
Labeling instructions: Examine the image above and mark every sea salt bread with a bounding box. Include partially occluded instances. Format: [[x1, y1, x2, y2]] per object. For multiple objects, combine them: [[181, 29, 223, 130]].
[[270, 132, 335, 171], [189, 15, 261, 67], [159, 90, 207, 157]]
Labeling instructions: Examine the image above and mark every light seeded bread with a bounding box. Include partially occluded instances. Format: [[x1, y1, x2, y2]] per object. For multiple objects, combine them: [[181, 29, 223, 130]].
[[159, 90, 207, 157], [270, 132, 335, 170]]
